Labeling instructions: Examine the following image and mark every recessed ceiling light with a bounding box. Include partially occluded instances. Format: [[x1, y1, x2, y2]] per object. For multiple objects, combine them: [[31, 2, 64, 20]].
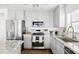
[[32, 4, 39, 7]]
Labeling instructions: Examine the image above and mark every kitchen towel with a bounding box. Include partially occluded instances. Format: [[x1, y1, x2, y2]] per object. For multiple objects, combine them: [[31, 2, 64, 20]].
[[32, 36, 36, 42], [39, 36, 43, 43]]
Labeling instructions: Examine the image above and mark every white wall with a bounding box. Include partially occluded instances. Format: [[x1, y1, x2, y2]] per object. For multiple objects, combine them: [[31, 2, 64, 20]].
[[25, 11, 53, 28]]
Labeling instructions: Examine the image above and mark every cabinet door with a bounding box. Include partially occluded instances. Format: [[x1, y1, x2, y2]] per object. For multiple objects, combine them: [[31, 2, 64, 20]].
[[8, 9, 15, 20], [54, 38, 58, 54], [44, 31, 50, 49], [50, 35, 53, 50], [53, 38, 56, 53], [0, 9, 7, 40], [56, 39, 64, 54], [58, 42, 64, 54], [16, 10, 24, 20], [8, 9, 24, 20], [24, 35, 32, 49], [50, 37, 56, 53], [51, 37, 64, 54]]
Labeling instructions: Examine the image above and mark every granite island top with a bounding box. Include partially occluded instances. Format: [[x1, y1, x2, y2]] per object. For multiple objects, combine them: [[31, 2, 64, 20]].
[[0, 40, 24, 54]]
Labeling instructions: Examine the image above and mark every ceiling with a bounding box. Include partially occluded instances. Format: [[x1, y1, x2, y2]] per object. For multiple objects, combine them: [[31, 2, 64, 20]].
[[0, 4, 58, 11]]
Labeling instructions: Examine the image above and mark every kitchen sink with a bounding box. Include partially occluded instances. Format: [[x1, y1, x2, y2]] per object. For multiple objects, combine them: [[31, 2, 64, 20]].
[[58, 37, 79, 42]]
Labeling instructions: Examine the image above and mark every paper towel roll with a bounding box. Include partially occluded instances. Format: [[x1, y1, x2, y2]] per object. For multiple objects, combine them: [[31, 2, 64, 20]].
[[39, 36, 43, 43], [32, 36, 36, 42]]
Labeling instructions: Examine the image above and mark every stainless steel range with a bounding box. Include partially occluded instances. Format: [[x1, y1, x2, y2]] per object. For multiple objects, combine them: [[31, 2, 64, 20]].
[[32, 29, 44, 49]]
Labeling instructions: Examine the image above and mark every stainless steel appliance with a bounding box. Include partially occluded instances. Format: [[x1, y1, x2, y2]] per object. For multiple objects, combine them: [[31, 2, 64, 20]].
[[32, 20, 44, 27], [64, 47, 75, 54], [32, 29, 44, 49], [6, 20, 15, 40]]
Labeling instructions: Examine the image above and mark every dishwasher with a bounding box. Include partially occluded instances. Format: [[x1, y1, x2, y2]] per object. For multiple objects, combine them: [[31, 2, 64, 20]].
[[64, 47, 76, 54]]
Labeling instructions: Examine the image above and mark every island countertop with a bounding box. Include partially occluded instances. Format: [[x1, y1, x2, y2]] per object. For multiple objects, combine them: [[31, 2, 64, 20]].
[[0, 40, 24, 54]]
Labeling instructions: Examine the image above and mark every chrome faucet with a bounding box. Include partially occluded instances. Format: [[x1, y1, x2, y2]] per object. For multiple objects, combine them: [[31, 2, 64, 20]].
[[66, 26, 75, 38], [62, 27, 66, 36]]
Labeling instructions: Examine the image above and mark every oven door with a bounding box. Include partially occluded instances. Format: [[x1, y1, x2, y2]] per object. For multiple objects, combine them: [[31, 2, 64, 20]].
[[32, 34, 44, 49], [32, 42, 44, 49]]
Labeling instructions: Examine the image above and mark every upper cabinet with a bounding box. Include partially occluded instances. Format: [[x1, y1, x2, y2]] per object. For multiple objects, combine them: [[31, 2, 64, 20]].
[[66, 4, 79, 13], [53, 4, 66, 27], [0, 9, 8, 40], [16, 9, 24, 20], [8, 9, 24, 20], [8, 9, 15, 20]]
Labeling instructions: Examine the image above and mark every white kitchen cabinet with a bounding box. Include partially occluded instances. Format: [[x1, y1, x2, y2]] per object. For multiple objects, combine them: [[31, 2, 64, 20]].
[[53, 5, 66, 27], [51, 37, 58, 54], [0, 9, 7, 40], [54, 38, 64, 54], [16, 9, 24, 20], [55, 39, 64, 54], [50, 33, 55, 53], [57, 40, 64, 54], [24, 34, 32, 49], [51, 37, 56, 54], [8, 9, 15, 20], [8, 9, 24, 20], [44, 31, 50, 49], [50, 35, 64, 54]]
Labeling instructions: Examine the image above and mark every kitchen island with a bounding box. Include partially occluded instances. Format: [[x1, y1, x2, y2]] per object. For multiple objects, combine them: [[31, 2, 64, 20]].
[[0, 40, 24, 54]]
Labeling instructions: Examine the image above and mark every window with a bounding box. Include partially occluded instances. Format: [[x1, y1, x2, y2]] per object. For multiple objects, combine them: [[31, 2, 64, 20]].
[[67, 9, 79, 32]]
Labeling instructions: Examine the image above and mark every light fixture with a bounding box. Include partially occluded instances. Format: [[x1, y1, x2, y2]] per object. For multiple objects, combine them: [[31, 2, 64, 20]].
[[32, 4, 39, 7]]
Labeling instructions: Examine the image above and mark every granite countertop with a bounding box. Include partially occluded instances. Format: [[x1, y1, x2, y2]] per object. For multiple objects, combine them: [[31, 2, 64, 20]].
[[53, 36, 79, 54], [65, 42, 79, 54], [0, 40, 24, 54]]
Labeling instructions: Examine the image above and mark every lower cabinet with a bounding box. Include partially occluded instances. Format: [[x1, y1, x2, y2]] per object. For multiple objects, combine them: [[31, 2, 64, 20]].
[[51, 37, 64, 54], [50, 37, 56, 53], [24, 34, 32, 49], [55, 39, 64, 54], [44, 31, 50, 49]]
